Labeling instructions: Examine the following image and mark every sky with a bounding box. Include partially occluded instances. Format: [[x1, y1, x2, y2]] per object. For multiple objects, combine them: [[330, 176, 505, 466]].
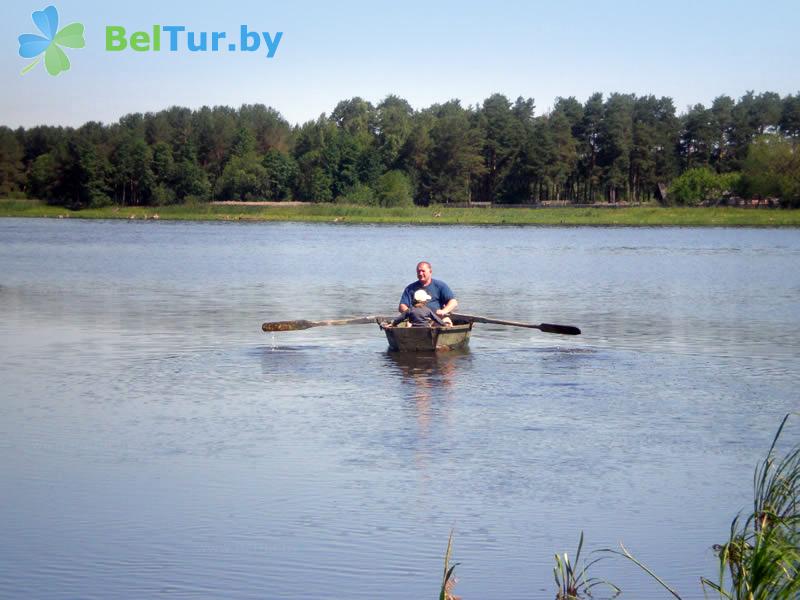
[[3, 0, 799, 128]]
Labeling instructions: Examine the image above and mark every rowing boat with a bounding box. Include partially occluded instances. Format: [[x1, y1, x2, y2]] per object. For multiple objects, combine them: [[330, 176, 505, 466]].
[[379, 319, 473, 352], [261, 314, 578, 348]]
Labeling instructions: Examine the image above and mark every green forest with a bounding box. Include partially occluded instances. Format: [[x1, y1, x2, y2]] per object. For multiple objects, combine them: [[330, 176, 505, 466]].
[[1, 91, 799, 209]]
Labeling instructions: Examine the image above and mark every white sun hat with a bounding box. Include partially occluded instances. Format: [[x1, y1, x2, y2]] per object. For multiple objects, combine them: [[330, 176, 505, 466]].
[[413, 289, 432, 303]]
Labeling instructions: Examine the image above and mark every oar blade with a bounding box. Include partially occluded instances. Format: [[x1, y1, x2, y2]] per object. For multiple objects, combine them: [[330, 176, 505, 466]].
[[262, 319, 314, 332], [539, 323, 581, 335]]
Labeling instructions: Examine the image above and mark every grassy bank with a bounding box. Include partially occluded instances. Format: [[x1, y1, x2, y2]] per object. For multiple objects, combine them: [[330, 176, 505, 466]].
[[2, 198, 800, 226]]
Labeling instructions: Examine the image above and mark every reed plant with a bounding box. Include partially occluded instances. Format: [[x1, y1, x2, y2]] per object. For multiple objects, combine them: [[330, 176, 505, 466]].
[[701, 414, 800, 600], [439, 530, 460, 600], [554, 531, 620, 600], [609, 414, 800, 600], [435, 415, 797, 600]]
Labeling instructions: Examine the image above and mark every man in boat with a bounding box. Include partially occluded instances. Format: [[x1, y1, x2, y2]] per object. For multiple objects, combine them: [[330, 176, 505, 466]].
[[386, 289, 449, 328], [398, 261, 458, 325]]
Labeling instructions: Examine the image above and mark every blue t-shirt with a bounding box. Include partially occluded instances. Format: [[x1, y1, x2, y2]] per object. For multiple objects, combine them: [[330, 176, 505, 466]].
[[399, 278, 455, 312]]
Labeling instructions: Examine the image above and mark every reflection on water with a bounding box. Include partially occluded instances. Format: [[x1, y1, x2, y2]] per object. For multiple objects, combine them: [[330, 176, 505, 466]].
[[382, 350, 471, 470], [383, 348, 470, 389], [1, 219, 799, 600]]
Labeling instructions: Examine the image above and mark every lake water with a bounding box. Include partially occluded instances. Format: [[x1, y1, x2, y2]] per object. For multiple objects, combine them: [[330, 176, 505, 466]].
[[1, 218, 798, 600]]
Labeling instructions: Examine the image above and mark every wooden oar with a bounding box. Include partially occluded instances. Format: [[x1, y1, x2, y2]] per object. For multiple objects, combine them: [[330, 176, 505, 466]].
[[262, 315, 394, 332], [451, 313, 581, 335]]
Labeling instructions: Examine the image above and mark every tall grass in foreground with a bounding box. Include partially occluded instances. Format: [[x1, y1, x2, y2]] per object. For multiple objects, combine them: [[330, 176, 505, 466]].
[[702, 414, 800, 599], [438, 415, 799, 599], [554, 532, 619, 600], [440, 530, 459, 600], [610, 413, 800, 600]]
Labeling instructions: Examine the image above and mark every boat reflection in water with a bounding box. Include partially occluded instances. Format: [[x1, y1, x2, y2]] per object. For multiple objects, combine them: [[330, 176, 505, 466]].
[[382, 349, 472, 474], [382, 348, 470, 393]]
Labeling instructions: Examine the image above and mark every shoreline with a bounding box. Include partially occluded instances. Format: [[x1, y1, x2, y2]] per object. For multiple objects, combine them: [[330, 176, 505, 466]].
[[1, 199, 799, 227]]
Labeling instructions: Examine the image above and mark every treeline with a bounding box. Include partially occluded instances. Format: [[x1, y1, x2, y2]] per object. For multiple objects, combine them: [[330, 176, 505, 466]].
[[1, 91, 799, 209]]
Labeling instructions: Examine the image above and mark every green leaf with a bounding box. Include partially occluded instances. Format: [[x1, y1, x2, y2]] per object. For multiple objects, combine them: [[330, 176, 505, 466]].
[[54, 23, 85, 48], [44, 44, 70, 76]]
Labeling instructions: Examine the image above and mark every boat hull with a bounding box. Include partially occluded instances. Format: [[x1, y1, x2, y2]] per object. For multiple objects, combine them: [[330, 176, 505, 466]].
[[380, 321, 473, 352]]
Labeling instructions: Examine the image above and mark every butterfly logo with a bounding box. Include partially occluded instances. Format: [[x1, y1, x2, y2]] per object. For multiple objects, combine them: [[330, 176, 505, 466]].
[[19, 5, 85, 76]]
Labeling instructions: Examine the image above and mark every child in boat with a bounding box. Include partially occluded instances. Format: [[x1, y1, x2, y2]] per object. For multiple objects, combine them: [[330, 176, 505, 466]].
[[386, 289, 451, 328]]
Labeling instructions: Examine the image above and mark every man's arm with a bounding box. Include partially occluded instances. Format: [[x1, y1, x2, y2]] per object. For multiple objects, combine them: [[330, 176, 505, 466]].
[[399, 285, 413, 313], [436, 298, 458, 316]]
